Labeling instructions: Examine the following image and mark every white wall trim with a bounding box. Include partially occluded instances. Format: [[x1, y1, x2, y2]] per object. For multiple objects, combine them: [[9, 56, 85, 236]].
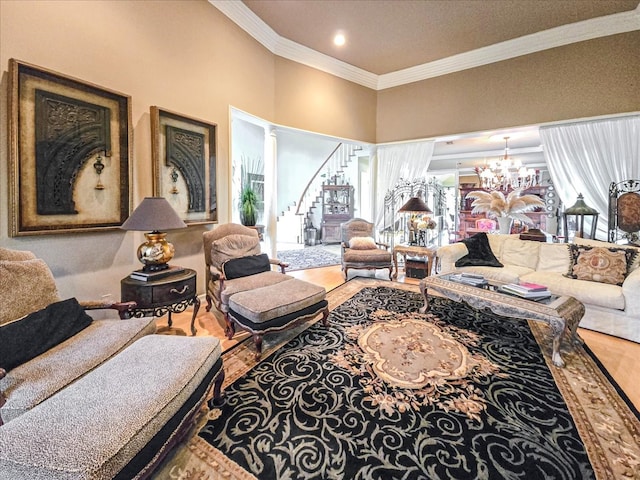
[[209, 0, 640, 91]]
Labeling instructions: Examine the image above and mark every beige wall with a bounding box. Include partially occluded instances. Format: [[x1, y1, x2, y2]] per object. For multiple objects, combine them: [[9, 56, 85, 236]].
[[275, 57, 377, 143], [0, 0, 373, 303], [377, 32, 640, 142]]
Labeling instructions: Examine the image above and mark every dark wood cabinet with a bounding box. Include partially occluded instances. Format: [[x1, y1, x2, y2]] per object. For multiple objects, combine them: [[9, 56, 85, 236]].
[[321, 184, 354, 243], [121, 268, 199, 335]]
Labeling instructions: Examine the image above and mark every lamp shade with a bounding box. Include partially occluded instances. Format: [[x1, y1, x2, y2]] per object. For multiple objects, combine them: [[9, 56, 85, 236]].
[[398, 196, 432, 213], [121, 197, 187, 231]]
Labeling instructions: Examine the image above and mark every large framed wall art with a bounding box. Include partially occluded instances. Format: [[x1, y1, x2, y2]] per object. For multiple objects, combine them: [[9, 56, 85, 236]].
[[151, 107, 217, 224], [8, 59, 132, 236]]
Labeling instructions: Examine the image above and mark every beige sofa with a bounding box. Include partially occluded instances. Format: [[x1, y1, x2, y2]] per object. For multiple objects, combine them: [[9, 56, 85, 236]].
[[0, 247, 225, 479], [436, 235, 640, 342]]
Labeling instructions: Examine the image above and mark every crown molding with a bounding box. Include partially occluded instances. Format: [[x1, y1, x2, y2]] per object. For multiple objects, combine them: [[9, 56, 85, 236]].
[[210, 0, 640, 91]]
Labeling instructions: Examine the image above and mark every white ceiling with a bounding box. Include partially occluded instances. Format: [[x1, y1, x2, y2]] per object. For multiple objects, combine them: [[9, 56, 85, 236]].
[[219, 1, 640, 174]]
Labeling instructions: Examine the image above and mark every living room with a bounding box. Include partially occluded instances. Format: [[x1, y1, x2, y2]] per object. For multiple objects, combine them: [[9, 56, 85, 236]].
[[1, 1, 639, 479]]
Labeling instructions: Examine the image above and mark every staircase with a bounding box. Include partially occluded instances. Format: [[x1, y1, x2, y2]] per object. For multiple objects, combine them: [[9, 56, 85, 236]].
[[277, 143, 361, 245]]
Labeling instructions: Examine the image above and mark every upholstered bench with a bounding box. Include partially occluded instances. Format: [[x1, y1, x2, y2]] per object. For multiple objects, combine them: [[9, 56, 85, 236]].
[[228, 278, 329, 359], [0, 335, 225, 480]]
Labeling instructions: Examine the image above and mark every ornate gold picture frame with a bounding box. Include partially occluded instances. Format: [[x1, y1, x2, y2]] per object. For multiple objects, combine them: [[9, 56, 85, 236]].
[[8, 59, 132, 236], [150, 107, 217, 225]]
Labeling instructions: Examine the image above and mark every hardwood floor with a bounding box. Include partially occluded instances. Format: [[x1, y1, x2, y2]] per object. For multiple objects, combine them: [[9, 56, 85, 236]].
[[167, 265, 640, 411]]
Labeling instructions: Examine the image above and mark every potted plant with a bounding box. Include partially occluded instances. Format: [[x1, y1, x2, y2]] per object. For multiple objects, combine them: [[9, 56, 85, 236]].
[[239, 185, 258, 226], [465, 188, 545, 234]]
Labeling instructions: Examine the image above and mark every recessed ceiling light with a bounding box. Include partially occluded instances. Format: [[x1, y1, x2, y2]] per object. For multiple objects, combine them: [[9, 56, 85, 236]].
[[334, 33, 346, 46]]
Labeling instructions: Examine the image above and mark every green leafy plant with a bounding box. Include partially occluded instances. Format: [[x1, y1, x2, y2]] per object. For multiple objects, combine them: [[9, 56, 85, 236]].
[[465, 188, 544, 225], [240, 186, 258, 226]]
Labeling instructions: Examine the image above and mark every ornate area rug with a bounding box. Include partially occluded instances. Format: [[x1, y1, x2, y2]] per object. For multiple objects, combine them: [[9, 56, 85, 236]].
[[276, 245, 341, 271], [154, 278, 640, 480]]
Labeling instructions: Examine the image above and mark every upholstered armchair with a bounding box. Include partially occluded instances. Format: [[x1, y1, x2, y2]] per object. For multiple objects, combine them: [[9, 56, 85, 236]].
[[203, 224, 329, 358], [340, 218, 393, 280], [202, 224, 292, 332]]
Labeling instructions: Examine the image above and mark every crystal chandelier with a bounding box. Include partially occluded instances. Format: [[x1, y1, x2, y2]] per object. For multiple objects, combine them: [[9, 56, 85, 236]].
[[475, 137, 539, 190]]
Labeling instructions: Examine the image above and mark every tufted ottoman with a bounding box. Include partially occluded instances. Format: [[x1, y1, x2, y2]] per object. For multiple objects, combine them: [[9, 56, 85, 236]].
[[0, 335, 224, 480], [227, 278, 329, 359]]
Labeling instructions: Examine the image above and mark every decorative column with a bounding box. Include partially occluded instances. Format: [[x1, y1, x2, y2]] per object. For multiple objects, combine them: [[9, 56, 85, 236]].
[[264, 127, 278, 258]]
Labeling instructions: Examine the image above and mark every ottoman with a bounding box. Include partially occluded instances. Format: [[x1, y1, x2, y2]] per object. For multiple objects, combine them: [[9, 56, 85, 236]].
[[0, 335, 225, 480], [227, 278, 329, 359]]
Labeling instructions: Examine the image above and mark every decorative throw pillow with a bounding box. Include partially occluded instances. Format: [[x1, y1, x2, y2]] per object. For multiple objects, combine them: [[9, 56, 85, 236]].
[[455, 232, 503, 268], [222, 253, 271, 280], [565, 244, 638, 286], [0, 298, 92, 372], [349, 236, 377, 250]]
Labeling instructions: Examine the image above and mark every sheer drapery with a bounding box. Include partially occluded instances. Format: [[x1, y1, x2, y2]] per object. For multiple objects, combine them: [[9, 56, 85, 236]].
[[540, 115, 640, 240], [373, 141, 435, 234]]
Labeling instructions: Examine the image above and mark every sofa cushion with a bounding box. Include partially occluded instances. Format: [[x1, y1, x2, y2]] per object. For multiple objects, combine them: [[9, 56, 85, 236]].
[[222, 253, 270, 280], [536, 243, 571, 273], [573, 237, 640, 272], [0, 317, 156, 424], [486, 234, 520, 262], [0, 335, 222, 480], [521, 272, 625, 311], [455, 233, 503, 268], [501, 238, 540, 270], [456, 265, 531, 284], [349, 236, 377, 250], [210, 234, 261, 269], [0, 248, 36, 261], [0, 298, 92, 372], [565, 244, 637, 286], [0, 259, 60, 325]]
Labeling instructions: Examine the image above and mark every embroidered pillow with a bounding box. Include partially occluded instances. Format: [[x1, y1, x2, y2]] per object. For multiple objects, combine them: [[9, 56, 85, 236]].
[[0, 298, 92, 371], [455, 232, 503, 268], [222, 253, 271, 280], [349, 236, 377, 250], [565, 244, 638, 286]]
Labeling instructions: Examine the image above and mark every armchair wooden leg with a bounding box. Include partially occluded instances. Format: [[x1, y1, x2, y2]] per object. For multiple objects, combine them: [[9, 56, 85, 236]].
[[224, 313, 235, 339], [253, 334, 263, 360], [205, 294, 213, 312], [320, 307, 330, 327], [208, 368, 226, 408]]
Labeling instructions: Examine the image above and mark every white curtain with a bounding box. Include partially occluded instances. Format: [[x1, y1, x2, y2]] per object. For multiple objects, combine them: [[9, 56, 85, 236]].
[[539, 115, 640, 240], [373, 140, 435, 233]]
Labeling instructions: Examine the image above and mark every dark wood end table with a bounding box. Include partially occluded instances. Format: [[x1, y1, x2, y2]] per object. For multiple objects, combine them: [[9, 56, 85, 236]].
[[121, 268, 199, 336], [392, 244, 436, 280]]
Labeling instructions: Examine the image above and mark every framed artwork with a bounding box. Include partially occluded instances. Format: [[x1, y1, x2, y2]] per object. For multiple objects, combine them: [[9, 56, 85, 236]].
[[151, 107, 217, 224], [8, 59, 132, 236]]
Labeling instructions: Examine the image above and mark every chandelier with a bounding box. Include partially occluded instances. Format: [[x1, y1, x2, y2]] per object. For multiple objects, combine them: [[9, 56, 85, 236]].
[[475, 137, 539, 191]]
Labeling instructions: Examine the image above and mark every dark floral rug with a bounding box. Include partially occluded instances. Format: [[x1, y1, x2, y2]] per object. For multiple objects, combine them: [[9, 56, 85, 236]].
[[194, 280, 640, 480], [276, 245, 341, 271]]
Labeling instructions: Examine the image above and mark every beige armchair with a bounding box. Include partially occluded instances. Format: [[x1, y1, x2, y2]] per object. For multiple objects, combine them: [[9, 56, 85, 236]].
[[340, 218, 393, 280], [203, 223, 329, 359]]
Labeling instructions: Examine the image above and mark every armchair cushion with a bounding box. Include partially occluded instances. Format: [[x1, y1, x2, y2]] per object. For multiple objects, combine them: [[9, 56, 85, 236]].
[[210, 234, 261, 269], [222, 253, 271, 279], [455, 232, 503, 268], [343, 248, 392, 263], [0, 298, 92, 372], [0, 259, 60, 325], [349, 236, 378, 250]]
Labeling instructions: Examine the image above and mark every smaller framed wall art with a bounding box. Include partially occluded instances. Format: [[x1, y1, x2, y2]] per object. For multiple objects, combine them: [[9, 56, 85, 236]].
[[150, 107, 218, 225]]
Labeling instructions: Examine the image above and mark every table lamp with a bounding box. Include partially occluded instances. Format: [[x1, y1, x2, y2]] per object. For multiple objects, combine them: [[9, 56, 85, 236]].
[[398, 196, 432, 245], [121, 197, 187, 271]]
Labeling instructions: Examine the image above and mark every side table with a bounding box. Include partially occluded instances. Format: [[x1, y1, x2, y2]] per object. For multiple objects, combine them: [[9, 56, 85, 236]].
[[392, 244, 436, 280], [121, 268, 200, 336]]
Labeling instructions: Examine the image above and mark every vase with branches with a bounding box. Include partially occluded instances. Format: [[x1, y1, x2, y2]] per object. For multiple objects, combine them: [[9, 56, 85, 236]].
[[465, 188, 545, 233]]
